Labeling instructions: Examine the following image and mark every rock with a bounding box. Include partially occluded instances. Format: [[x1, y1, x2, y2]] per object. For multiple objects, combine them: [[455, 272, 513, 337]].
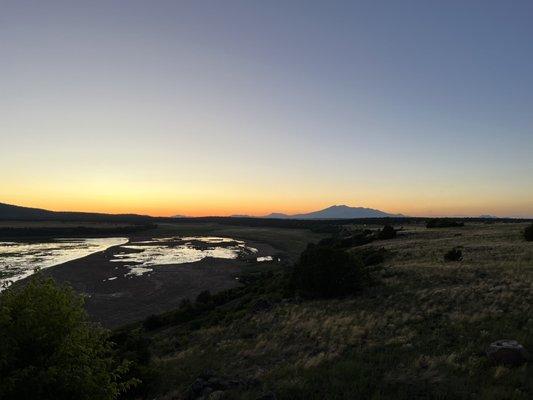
[[208, 391, 226, 400], [487, 340, 528, 366], [207, 376, 232, 390], [256, 392, 277, 400], [191, 378, 208, 395], [187, 377, 213, 399], [200, 369, 216, 380], [186, 371, 259, 399]]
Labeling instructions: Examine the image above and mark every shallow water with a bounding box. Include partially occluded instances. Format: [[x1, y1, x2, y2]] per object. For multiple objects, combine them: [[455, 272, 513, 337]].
[[111, 236, 263, 276], [257, 256, 274, 262], [0, 237, 128, 289]]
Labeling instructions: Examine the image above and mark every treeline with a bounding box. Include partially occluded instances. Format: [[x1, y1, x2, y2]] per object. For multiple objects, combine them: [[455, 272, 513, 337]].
[[160, 216, 531, 233], [0, 223, 157, 239]]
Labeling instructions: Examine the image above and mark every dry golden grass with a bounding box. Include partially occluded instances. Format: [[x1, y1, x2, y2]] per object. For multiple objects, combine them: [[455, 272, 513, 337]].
[[147, 222, 533, 399]]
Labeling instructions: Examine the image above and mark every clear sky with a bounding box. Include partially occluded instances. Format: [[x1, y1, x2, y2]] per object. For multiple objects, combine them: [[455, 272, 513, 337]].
[[2, 1, 532, 217]]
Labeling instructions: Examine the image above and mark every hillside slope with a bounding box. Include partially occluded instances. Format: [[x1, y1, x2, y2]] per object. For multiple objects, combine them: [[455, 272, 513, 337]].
[[115, 222, 533, 400], [0, 202, 150, 222]]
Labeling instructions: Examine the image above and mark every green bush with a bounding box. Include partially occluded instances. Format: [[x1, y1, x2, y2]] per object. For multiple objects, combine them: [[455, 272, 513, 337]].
[[291, 244, 371, 299], [377, 225, 396, 240], [353, 247, 388, 266], [142, 314, 164, 331], [444, 247, 463, 262], [0, 277, 134, 400], [318, 230, 374, 249], [524, 224, 533, 241]]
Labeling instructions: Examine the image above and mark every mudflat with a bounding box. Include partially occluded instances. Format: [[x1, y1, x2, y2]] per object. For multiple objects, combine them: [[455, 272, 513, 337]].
[[34, 224, 322, 327]]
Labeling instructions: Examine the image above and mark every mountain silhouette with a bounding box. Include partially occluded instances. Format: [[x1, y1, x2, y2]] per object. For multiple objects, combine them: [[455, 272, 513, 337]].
[[264, 205, 402, 219]]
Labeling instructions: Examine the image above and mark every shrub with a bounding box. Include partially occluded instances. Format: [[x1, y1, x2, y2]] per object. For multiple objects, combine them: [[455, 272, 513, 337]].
[[196, 290, 212, 304], [353, 247, 388, 266], [179, 298, 193, 309], [318, 230, 374, 249], [426, 219, 465, 228], [0, 277, 134, 400], [143, 314, 164, 331], [378, 225, 396, 240], [444, 247, 463, 262], [524, 224, 533, 241], [291, 244, 371, 299]]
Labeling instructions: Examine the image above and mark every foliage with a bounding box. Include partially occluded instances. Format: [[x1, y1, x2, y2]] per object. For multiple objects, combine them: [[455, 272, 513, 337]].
[[111, 329, 157, 400], [426, 219, 465, 228], [291, 244, 371, 299], [0, 277, 134, 400], [142, 314, 165, 331], [444, 247, 463, 262], [317, 230, 374, 249], [352, 247, 389, 266], [525, 224, 533, 241], [195, 290, 212, 305], [378, 225, 397, 240]]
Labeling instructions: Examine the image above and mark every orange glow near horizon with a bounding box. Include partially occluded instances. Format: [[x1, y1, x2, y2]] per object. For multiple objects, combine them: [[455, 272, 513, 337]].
[[4, 193, 533, 219], [3, 159, 533, 218]]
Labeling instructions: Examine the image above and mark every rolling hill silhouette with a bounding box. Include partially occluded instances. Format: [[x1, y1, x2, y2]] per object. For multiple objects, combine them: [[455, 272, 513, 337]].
[[0, 202, 150, 222]]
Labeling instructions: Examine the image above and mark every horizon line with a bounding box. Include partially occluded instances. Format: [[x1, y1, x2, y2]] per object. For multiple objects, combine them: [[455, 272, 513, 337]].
[[3, 201, 533, 220]]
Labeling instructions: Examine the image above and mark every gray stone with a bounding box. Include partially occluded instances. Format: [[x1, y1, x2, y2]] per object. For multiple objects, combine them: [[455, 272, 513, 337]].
[[487, 339, 528, 366], [256, 392, 277, 400], [208, 391, 226, 400]]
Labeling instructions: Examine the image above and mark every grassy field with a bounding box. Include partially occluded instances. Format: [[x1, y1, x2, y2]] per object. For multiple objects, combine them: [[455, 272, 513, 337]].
[[123, 222, 533, 400]]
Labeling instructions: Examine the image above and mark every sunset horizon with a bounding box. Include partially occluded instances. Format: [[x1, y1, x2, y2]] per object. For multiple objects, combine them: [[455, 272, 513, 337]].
[[3, 198, 532, 219], [2, 2, 533, 398], [3, 1, 533, 219]]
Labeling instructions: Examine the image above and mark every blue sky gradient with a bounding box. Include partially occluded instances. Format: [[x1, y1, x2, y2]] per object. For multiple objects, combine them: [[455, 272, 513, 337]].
[[2, 1, 532, 216]]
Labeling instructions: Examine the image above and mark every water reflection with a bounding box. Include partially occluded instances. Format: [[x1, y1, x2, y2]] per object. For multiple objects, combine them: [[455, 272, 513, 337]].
[[0, 237, 128, 289], [111, 236, 262, 276]]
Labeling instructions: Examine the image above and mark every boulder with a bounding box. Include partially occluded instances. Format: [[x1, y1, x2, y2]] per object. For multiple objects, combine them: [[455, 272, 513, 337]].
[[256, 392, 277, 400], [487, 340, 528, 366], [208, 391, 226, 400], [185, 371, 258, 399]]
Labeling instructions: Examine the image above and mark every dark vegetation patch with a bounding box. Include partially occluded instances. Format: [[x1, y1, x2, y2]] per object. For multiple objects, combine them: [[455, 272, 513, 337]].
[[0, 277, 134, 400], [426, 218, 465, 228], [317, 229, 374, 248], [290, 244, 373, 299], [162, 216, 533, 233], [444, 247, 463, 262], [378, 224, 397, 240], [525, 224, 533, 241]]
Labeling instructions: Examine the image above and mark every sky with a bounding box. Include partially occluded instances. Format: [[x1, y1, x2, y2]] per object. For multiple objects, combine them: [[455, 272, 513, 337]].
[[1, 0, 532, 217]]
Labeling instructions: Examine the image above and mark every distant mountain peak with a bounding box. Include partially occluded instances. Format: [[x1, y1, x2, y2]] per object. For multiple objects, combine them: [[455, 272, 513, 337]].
[[264, 212, 290, 219], [263, 205, 403, 219]]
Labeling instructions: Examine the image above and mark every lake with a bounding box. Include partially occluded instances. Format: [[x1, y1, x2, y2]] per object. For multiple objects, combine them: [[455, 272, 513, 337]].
[[110, 236, 266, 276], [0, 235, 276, 289], [0, 237, 128, 289]]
